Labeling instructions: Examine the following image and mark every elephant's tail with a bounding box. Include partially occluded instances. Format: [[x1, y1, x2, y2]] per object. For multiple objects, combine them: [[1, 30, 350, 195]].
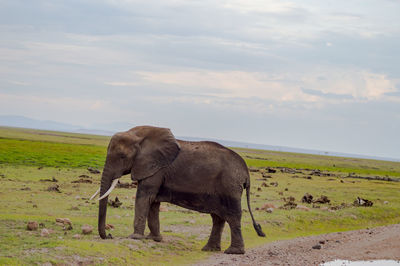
[[246, 181, 266, 237]]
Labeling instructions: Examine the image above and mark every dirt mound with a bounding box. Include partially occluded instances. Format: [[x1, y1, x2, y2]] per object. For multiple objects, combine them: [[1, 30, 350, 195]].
[[354, 197, 373, 207], [40, 177, 58, 182], [345, 174, 400, 182], [87, 167, 101, 174], [71, 179, 92, 184], [278, 167, 301, 174], [280, 196, 297, 209], [313, 195, 330, 204], [47, 184, 61, 193], [108, 197, 122, 208], [310, 169, 334, 177], [265, 167, 277, 173], [116, 181, 137, 188], [301, 193, 313, 203], [71, 174, 93, 184]]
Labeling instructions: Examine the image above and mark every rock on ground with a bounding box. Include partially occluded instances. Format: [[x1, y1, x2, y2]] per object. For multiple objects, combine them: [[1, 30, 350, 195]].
[[81, 225, 93, 235], [27, 221, 38, 231], [261, 203, 277, 211], [56, 218, 72, 225], [105, 224, 115, 230], [41, 228, 50, 237], [296, 205, 310, 211], [56, 218, 73, 230]]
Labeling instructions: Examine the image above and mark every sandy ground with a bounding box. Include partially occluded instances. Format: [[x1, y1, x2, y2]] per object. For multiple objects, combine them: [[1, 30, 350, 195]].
[[193, 224, 400, 266]]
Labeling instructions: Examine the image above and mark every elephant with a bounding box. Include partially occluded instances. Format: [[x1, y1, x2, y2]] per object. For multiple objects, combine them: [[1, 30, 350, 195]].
[[90, 125, 265, 254]]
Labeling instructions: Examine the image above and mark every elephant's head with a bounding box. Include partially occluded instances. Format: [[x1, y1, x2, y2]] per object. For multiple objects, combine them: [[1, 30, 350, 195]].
[[90, 126, 180, 239]]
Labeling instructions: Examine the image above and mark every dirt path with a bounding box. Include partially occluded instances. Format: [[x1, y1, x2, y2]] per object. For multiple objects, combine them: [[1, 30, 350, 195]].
[[193, 224, 400, 266]]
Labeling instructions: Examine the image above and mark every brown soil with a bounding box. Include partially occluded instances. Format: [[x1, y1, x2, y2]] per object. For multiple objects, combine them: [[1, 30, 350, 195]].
[[194, 224, 400, 266]]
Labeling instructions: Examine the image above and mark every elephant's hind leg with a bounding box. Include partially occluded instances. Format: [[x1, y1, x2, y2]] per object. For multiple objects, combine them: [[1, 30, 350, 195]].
[[202, 213, 225, 251], [146, 202, 162, 242], [224, 214, 245, 254]]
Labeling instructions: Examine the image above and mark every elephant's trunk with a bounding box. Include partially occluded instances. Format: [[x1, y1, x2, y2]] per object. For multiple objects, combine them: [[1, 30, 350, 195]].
[[98, 167, 113, 239]]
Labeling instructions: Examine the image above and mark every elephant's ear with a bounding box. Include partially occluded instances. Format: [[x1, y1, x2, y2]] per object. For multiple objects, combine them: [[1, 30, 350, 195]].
[[131, 126, 180, 181]]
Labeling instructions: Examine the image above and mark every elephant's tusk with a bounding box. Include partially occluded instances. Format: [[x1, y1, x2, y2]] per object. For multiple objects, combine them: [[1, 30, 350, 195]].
[[98, 179, 119, 201], [89, 188, 100, 200]]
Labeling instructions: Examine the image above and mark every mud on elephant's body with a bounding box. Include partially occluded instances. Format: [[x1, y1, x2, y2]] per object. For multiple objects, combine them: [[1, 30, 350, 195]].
[[92, 126, 265, 254]]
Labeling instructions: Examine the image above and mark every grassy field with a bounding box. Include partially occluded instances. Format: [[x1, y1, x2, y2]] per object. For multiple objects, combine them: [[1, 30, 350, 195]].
[[1, 126, 399, 265]]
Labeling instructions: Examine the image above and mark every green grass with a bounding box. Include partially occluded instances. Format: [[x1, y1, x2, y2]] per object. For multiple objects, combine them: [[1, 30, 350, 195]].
[[0, 126, 110, 146], [234, 147, 400, 177], [0, 138, 106, 169], [0, 126, 399, 265]]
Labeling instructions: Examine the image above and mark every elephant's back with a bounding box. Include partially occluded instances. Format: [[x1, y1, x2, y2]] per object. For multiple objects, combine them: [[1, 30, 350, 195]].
[[173, 140, 249, 188], [176, 140, 247, 169]]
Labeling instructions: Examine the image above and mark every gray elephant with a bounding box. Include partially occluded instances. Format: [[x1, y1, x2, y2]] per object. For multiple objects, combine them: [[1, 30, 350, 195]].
[[90, 126, 265, 254]]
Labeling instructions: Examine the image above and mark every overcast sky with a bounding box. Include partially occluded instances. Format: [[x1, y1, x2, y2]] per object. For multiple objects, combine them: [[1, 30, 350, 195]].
[[1, 0, 399, 159]]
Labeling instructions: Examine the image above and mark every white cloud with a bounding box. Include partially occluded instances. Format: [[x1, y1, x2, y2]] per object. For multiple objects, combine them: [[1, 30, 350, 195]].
[[136, 70, 301, 101], [104, 81, 140, 87], [135, 68, 399, 106], [22, 41, 127, 66], [89, 100, 106, 110], [300, 69, 398, 101], [223, 0, 298, 13], [8, 80, 31, 86]]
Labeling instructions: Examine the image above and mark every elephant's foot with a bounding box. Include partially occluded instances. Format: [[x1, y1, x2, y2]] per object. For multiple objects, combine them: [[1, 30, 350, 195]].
[[146, 233, 163, 242], [224, 246, 245, 254], [128, 233, 146, 240], [201, 243, 221, 252]]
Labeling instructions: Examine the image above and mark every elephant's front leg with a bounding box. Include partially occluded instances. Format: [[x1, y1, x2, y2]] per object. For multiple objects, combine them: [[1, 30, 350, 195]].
[[146, 202, 162, 242], [129, 177, 162, 240], [128, 194, 150, 239]]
